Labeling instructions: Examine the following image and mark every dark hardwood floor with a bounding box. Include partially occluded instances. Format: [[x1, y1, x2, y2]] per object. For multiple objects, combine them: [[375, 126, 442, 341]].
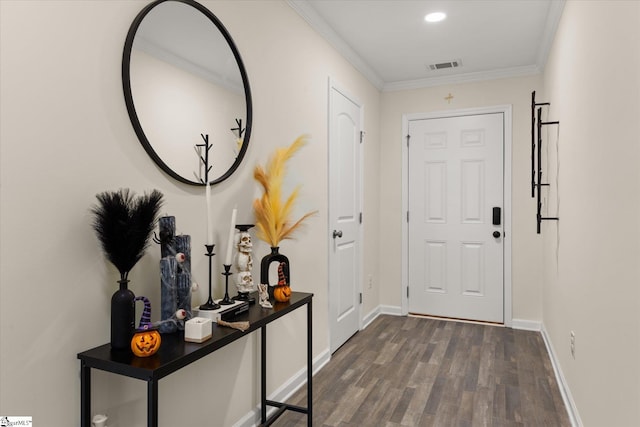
[[273, 315, 571, 427]]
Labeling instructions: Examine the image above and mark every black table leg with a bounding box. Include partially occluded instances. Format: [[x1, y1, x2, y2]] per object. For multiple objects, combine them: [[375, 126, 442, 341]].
[[81, 361, 91, 427], [307, 300, 312, 427], [148, 379, 158, 427], [261, 325, 267, 423]]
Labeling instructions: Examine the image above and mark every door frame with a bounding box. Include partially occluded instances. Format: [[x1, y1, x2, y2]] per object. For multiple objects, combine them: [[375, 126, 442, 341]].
[[327, 77, 365, 352], [401, 105, 513, 327]]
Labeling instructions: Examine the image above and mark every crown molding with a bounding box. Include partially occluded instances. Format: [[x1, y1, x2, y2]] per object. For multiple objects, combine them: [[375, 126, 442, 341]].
[[287, 0, 384, 90], [288, 0, 564, 93], [536, 0, 566, 70], [382, 64, 541, 92]]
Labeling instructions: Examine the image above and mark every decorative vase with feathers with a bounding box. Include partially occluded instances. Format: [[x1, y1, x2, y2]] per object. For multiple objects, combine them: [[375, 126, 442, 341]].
[[260, 247, 290, 300], [253, 136, 317, 299], [91, 189, 164, 350]]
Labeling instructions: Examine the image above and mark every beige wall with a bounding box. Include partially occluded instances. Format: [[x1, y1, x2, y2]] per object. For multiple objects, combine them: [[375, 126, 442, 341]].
[[380, 75, 545, 322], [0, 1, 380, 425], [4, 0, 639, 426], [542, 1, 640, 425]]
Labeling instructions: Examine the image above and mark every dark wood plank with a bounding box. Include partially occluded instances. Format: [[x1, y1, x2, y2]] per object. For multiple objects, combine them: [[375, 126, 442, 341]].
[[273, 315, 571, 427]]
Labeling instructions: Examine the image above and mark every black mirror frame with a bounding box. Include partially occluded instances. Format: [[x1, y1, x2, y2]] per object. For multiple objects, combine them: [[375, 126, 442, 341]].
[[122, 0, 252, 186]]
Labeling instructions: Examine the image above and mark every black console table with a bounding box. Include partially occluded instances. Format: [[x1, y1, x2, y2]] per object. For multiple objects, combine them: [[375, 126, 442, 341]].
[[77, 291, 313, 427]]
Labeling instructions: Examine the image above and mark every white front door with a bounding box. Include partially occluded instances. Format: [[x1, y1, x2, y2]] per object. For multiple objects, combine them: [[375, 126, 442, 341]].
[[408, 113, 504, 323], [329, 81, 362, 353]]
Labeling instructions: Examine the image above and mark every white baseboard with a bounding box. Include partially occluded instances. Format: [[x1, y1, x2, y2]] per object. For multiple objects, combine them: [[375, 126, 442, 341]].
[[362, 306, 380, 329], [362, 305, 402, 329], [232, 348, 331, 427], [379, 305, 402, 316], [511, 318, 541, 331], [540, 324, 583, 427]]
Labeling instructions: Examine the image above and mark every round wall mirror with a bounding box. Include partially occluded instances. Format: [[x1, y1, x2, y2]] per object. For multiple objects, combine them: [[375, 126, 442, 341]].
[[123, 0, 252, 185]]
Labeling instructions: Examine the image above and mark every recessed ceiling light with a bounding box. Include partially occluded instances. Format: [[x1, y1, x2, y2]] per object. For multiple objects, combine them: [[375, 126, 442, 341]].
[[425, 12, 446, 23]]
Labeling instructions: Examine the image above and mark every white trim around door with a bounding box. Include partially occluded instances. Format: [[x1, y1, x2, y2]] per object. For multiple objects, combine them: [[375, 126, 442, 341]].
[[401, 105, 513, 327]]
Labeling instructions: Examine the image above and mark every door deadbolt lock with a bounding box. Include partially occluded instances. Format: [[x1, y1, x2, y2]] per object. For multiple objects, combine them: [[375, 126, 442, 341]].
[[333, 230, 343, 239]]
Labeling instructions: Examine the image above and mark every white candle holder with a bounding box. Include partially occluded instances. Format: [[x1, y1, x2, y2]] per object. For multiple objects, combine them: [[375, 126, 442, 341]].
[[184, 317, 213, 343]]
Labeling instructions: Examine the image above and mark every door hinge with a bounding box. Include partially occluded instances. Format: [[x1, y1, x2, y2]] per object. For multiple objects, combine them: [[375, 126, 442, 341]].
[[360, 131, 365, 143], [359, 292, 363, 304], [359, 212, 363, 224], [406, 134, 410, 147], [407, 287, 409, 298], [407, 211, 409, 222]]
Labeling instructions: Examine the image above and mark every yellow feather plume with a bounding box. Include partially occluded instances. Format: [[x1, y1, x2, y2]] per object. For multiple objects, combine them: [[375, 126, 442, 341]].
[[253, 135, 317, 247]]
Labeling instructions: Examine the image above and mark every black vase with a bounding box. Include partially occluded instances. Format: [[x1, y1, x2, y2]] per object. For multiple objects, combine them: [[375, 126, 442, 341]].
[[111, 279, 135, 351], [260, 247, 290, 297]]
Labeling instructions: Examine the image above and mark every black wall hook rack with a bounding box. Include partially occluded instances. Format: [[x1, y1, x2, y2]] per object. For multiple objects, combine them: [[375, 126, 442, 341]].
[[531, 91, 560, 234], [531, 91, 549, 198]]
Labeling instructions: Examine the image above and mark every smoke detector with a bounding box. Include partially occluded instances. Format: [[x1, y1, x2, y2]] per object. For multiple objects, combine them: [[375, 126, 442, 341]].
[[428, 59, 462, 71]]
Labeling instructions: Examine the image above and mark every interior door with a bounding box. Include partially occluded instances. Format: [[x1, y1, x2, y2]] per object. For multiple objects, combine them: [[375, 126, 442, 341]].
[[408, 113, 504, 323], [329, 82, 361, 353]]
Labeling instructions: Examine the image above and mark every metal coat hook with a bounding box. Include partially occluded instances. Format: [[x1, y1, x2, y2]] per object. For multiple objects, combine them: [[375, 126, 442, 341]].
[[534, 101, 560, 234], [531, 91, 550, 198]]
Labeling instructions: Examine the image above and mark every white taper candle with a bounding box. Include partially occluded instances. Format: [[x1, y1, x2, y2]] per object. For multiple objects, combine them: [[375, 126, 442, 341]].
[[224, 207, 237, 265], [206, 182, 213, 245]]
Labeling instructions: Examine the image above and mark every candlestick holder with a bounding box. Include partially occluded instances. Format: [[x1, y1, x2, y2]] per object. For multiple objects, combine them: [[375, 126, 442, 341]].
[[199, 244, 220, 310], [219, 264, 234, 305]]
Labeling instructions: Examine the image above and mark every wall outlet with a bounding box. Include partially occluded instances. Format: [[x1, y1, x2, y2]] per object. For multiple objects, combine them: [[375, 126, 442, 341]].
[[570, 331, 576, 359], [367, 274, 373, 289]]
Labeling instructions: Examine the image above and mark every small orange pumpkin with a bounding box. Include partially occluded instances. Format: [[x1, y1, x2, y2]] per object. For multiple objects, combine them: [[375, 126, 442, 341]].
[[131, 329, 161, 357], [273, 284, 292, 302]]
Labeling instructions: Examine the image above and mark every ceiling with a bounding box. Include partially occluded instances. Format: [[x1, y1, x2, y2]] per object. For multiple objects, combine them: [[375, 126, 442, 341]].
[[288, 0, 565, 91]]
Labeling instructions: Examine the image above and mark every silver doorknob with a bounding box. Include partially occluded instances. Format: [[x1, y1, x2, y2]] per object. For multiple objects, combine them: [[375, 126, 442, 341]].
[[333, 230, 343, 239]]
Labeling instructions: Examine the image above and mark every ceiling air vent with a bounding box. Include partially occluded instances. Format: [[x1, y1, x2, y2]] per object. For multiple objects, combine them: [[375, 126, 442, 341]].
[[428, 59, 462, 71]]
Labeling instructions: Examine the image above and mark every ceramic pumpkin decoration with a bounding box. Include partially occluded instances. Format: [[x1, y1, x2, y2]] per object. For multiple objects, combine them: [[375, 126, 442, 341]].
[[130, 296, 161, 357], [273, 284, 292, 302], [131, 328, 161, 357]]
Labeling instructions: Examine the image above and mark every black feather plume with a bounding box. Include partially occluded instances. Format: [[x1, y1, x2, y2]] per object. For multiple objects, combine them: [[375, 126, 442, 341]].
[[91, 189, 164, 280]]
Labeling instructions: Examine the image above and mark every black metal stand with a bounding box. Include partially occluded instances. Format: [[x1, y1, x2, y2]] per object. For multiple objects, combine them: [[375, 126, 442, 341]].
[[231, 118, 245, 140], [78, 292, 314, 427], [261, 298, 312, 426], [196, 133, 213, 184], [219, 264, 234, 305], [199, 245, 220, 310]]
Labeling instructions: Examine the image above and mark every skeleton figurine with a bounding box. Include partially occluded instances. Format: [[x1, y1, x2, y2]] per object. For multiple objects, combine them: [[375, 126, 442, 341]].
[[258, 284, 272, 309], [234, 227, 255, 301]]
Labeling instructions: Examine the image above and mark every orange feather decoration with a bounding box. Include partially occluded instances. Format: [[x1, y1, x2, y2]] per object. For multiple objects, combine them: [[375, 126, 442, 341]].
[[253, 135, 317, 247]]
